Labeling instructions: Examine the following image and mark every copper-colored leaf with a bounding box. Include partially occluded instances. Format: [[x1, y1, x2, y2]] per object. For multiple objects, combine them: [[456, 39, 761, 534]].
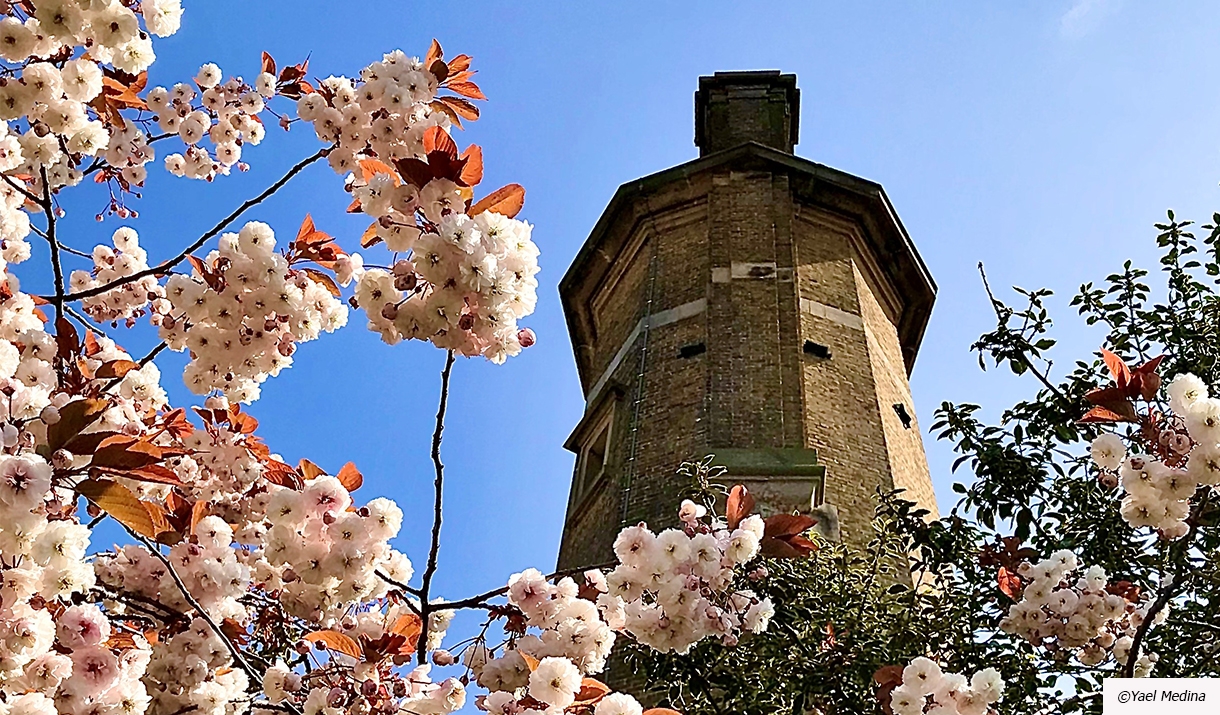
[[425, 39, 443, 67], [761, 513, 819, 558], [302, 269, 341, 297], [726, 484, 754, 530], [91, 439, 166, 471], [469, 183, 525, 219], [303, 630, 362, 659], [296, 214, 317, 245], [84, 330, 102, 357], [1079, 403, 1137, 424], [388, 614, 422, 655], [261, 51, 276, 77], [422, 126, 458, 158], [573, 678, 611, 707], [520, 652, 540, 672], [643, 710, 683, 715], [458, 145, 483, 187], [298, 458, 326, 481], [96, 359, 138, 379], [337, 462, 362, 491], [190, 500, 210, 535], [446, 81, 486, 101], [1100, 348, 1132, 387], [48, 398, 109, 452], [439, 95, 479, 121], [76, 479, 161, 538], [359, 158, 399, 185], [360, 221, 382, 248], [446, 54, 472, 74], [997, 566, 1022, 600], [55, 316, 79, 359]]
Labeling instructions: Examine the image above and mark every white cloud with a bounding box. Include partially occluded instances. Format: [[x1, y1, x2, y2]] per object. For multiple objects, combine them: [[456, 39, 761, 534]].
[[1059, 0, 1117, 37]]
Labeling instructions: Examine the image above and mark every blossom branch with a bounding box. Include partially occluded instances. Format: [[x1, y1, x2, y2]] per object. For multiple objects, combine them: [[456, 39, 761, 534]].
[[120, 524, 276, 705], [39, 167, 66, 324], [57, 148, 328, 303], [440, 561, 617, 612], [416, 349, 455, 664]]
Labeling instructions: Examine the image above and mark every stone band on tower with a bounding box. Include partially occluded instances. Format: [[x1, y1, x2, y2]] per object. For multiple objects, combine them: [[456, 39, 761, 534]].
[[558, 71, 938, 571]]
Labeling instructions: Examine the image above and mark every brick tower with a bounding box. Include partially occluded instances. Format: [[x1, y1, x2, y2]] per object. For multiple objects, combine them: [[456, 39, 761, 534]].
[[557, 71, 938, 571]]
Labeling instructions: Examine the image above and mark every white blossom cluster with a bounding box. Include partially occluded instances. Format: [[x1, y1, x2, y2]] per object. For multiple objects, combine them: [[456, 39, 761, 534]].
[[155, 62, 274, 181], [459, 501, 773, 714], [889, 658, 1004, 715], [1090, 373, 1220, 539], [0, 283, 55, 422], [155, 221, 348, 403], [255, 477, 411, 623], [997, 551, 1161, 674], [352, 210, 540, 362], [71, 227, 165, 324], [142, 617, 248, 715], [295, 52, 445, 173], [292, 50, 539, 362]]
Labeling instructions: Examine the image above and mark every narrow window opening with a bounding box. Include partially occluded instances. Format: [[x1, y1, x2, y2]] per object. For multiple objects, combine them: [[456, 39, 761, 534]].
[[678, 342, 707, 359], [893, 403, 913, 429], [803, 340, 831, 359]]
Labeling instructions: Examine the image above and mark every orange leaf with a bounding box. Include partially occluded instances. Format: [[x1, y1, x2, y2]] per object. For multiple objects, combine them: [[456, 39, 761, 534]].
[[1079, 404, 1134, 424], [359, 158, 399, 185], [458, 145, 483, 187], [76, 479, 161, 538], [439, 95, 480, 121], [95, 359, 138, 379], [423, 126, 458, 158], [261, 51, 276, 77], [998, 566, 1023, 600], [303, 269, 341, 297], [337, 462, 362, 491], [298, 458, 326, 481], [361, 221, 382, 248], [190, 500, 210, 535], [84, 330, 102, 357], [573, 678, 611, 706], [303, 630, 362, 660], [726, 485, 754, 530], [446, 54, 472, 74], [643, 710, 683, 715], [296, 214, 317, 245], [1100, 348, 1132, 387], [520, 652, 540, 672], [446, 81, 486, 101], [469, 183, 525, 219], [425, 39, 443, 67]]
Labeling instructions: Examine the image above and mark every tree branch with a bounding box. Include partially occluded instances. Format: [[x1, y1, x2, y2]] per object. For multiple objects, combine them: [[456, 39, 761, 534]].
[[57, 148, 328, 303], [102, 340, 168, 393], [978, 262, 1072, 405], [416, 349, 455, 663], [39, 167, 65, 325], [439, 560, 617, 612]]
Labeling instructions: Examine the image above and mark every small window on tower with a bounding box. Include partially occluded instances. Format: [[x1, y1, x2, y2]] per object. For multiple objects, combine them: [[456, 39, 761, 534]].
[[577, 415, 611, 500]]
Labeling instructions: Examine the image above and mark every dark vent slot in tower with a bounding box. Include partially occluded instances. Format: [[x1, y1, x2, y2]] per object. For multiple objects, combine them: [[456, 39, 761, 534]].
[[893, 403, 913, 429], [678, 342, 706, 359], [803, 340, 831, 359]]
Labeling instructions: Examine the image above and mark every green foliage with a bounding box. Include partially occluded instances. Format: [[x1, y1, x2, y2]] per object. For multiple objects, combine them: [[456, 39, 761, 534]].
[[632, 210, 1220, 714]]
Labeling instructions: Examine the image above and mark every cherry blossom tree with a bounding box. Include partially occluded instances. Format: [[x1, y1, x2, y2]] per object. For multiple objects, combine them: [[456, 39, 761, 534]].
[[0, 4, 804, 715]]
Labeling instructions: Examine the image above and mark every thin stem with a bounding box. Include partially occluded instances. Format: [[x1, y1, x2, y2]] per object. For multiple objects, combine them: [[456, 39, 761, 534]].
[[39, 167, 65, 325], [0, 171, 41, 205], [120, 525, 270, 697], [1123, 491, 1209, 677], [65, 305, 107, 338], [416, 349, 455, 664], [102, 340, 168, 393], [978, 263, 1072, 406], [440, 561, 617, 612], [58, 149, 328, 303]]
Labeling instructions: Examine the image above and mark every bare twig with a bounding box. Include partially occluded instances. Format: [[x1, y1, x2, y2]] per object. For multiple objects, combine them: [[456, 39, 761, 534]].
[[57, 149, 328, 303], [416, 349, 455, 663]]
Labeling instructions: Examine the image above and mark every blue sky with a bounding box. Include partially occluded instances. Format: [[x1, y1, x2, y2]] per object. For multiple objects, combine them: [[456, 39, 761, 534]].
[[54, 0, 1220, 628]]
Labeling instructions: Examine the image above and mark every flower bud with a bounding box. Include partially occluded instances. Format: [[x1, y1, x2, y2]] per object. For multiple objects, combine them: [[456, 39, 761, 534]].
[[380, 303, 399, 321], [327, 687, 346, 708], [517, 328, 536, 348], [40, 405, 60, 425], [431, 649, 455, 666], [51, 449, 73, 470], [361, 680, 379, 697], [294, 639, 311, 655], [1, 422, 18, 448]]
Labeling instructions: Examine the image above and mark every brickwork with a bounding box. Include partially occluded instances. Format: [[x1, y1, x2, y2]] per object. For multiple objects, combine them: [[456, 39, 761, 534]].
[[557, 69, 939, 573]]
